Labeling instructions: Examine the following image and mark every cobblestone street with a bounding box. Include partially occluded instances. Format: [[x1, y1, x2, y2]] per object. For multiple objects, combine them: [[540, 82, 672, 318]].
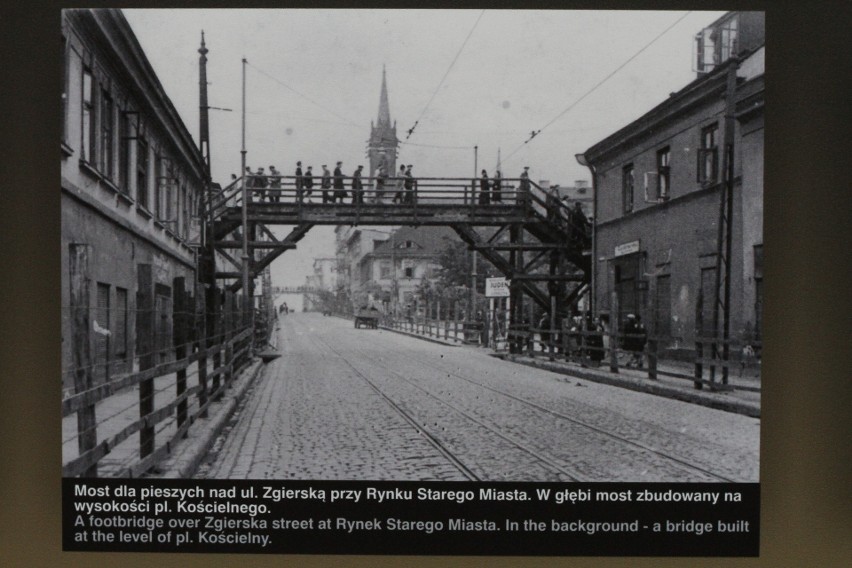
[[199, 313, 759, 482]]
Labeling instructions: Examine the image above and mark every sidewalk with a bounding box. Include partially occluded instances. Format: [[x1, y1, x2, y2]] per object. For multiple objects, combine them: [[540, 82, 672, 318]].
[[494, 352, 760, 418], [62, 350, 265, 478], [376, 323, 761, 418]]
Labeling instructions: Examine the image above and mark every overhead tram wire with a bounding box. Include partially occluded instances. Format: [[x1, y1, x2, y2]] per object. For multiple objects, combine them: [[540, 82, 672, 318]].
[[246, 61, 362, 129], [399, 140, 474, 150], [500, 10, 694, 166], [405, 9, 486, 140]]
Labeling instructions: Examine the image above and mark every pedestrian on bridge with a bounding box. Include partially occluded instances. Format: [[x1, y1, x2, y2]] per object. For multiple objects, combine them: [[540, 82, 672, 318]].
[[295, 161, 304, 202], [255, 167, 268, 202], [321, 165, 332, 203], [519, 166, 531, 193], [333, 161, 347, 203], [375, 166, 387, 204], [492, 170, 503, 203], [352, 165, 365, 204], [269, 165, 281, 203], [404, 165, 417, 204], [303, 166, 314, 202], [245, 167, 257, 200], [392, 164, 406, 204], [479, 169, 491, 205]]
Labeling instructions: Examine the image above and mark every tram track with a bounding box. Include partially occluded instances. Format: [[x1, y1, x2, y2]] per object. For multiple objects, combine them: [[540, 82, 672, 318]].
[[391, 348, 738, 482], [314, 333, 588, 482]]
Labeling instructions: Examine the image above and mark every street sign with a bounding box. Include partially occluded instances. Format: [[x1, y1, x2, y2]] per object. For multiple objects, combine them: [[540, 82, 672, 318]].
[[485, 277, 510, 298]]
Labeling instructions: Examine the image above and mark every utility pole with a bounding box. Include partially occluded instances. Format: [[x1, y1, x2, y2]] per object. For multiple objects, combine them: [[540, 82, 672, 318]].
[[240, 57, 253, 335], [710, 58, 739, 386], [471, 145, 478, 316]]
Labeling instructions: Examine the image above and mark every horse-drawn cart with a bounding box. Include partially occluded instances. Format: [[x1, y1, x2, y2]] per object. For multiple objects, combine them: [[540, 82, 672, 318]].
[[354, 306, 380, 329]]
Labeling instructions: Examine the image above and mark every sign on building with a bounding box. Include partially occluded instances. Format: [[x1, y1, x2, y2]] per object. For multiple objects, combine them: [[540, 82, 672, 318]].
[[614, 240, 640, 257], [485, 277, 510, 298]]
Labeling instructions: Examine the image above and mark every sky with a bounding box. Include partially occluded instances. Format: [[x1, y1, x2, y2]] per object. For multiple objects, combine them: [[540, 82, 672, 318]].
[[123, 8, 726, 292]]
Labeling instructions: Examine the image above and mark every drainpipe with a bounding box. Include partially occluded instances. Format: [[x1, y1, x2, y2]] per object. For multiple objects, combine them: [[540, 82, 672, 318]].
[[575, 153, 596, 315]]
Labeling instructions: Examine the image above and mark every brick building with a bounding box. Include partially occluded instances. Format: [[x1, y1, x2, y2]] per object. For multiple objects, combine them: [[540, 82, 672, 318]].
[[61, 9, 206, 393], [577, 11, 764, 353]]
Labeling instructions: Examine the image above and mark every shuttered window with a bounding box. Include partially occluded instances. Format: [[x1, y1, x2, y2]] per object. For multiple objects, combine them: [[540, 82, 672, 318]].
[[114, 287, 128, 372], [94, 283, 110, 383]]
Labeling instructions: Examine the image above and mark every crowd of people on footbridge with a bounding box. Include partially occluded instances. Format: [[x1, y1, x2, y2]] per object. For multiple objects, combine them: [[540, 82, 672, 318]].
[[235, 161, 567, 209], [240, 161, 423, 206]]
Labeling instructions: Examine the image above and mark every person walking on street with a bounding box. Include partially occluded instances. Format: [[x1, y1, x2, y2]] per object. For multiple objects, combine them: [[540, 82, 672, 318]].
[[393, 164, 406, 204], [303, 166, 314, 202], [492, 170, 502, 203], [478, 169, 490, 205], [320, 165, 332, 203], [623, 314, 647, 368], [268, 165, 281, 203], [333, 161, 347, 203], [352, 165, 364, 204]]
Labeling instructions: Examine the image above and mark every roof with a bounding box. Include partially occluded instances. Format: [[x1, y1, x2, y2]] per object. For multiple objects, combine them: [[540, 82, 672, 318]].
[[371, 226, 456, 256]]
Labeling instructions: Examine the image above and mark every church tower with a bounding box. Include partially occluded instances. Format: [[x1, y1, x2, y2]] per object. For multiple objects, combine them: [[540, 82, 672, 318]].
[[367, 66, 399, 179]]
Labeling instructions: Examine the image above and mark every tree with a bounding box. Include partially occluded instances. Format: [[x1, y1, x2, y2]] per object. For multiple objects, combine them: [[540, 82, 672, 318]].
[[435, 240, 500, 294]]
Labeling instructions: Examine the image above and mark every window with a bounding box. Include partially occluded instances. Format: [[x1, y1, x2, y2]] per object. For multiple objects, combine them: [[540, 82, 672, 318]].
[[181, 185, 190, 239], [718, 16, 739, 62], [81, 68, 95, 162], [656, 147, 670, 200], [61, 36, 68, 143], [94, 283, 110, 383], [137, 137, 149, 208], [379, 261, 392, 279], [99, 89, 114, 179], [698, 124, 719, 183], [155, 154, 164, 218], [118, 112, 131, 191], [114, 288, 128, 373], [622, 164, 634, 214], [404, 266, 414, 278]]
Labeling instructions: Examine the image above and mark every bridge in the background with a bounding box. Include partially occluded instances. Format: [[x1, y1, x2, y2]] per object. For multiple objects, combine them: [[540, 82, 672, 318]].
[[200, 174, 592, 345], [274, 286, 323, 295]]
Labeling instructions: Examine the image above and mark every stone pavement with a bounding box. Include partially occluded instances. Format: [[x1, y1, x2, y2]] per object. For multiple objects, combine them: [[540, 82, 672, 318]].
[[193, 313, 759, 482]]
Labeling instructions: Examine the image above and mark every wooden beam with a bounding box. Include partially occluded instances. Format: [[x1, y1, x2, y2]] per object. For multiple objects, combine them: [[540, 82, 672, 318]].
[[69, 244, 97, 477], [215, 241, 297, 249], [512, 274, 586, 281]]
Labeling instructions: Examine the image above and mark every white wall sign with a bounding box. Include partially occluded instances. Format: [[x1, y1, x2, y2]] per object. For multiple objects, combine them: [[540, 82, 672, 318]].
[[614, 240, 640, 257], [485, 277, 511, 298]]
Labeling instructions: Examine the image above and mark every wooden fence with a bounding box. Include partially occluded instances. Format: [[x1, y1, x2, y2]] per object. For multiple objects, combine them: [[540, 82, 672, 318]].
[[62, 275, 255, 478]]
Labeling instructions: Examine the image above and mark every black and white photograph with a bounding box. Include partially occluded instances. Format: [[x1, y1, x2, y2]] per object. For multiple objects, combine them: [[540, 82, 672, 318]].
[[60, 7, 762, 483], [58, 7, 766, 556]]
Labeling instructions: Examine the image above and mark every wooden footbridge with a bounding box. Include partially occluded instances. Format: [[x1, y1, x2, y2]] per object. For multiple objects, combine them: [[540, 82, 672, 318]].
[[199, 174, 592, 346]]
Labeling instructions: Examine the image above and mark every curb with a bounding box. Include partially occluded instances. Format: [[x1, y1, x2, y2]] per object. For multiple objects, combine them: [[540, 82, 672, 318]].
[[159, 359, 265, 478], [378, 325, 462, 347], [497, 354, 760, 418]]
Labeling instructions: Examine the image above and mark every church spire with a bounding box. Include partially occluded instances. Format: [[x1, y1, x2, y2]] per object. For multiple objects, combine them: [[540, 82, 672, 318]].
[[377, 65, 391, 127]]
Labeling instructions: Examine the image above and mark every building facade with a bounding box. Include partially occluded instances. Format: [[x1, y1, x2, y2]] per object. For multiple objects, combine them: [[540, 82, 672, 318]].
[[578, 11, 764, 353], [543, 179, 594, 218], [61, 9, 206, 393], [358, 226, 456, 309]]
